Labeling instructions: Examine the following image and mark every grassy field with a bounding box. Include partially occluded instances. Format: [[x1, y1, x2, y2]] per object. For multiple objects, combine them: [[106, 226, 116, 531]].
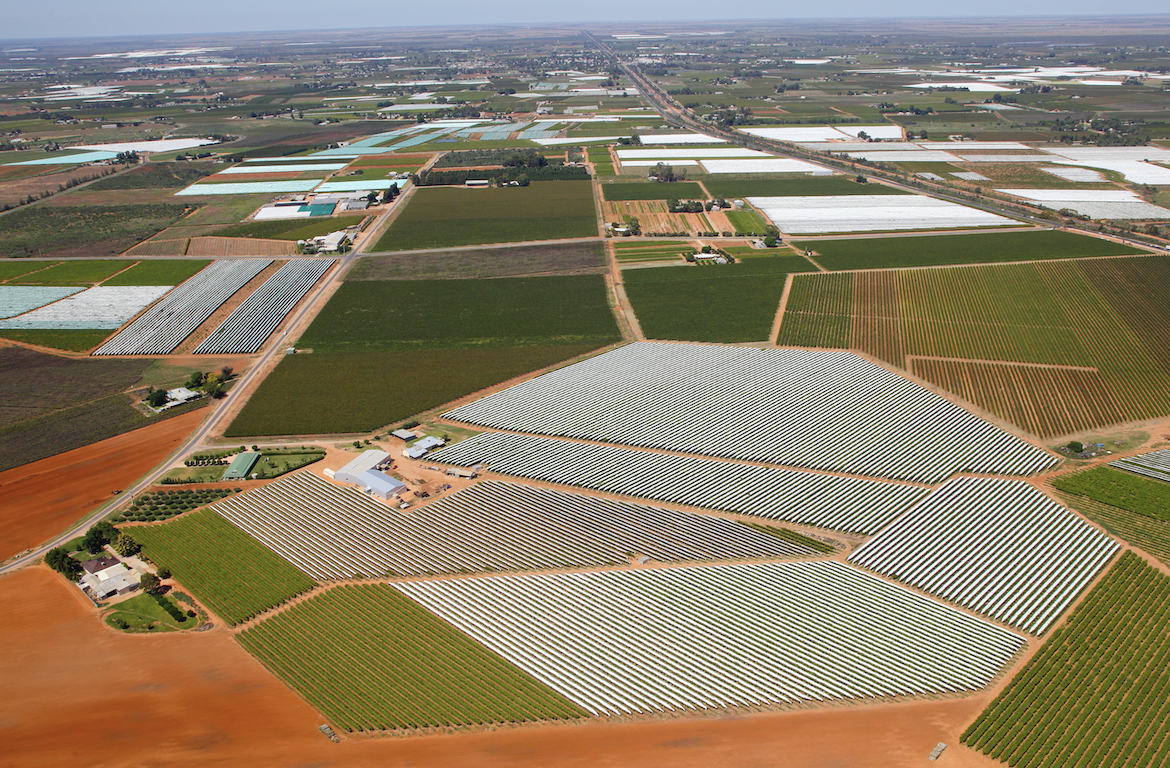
[[102, 259, 211, 286], [8, 259, 130, 284], [0, 260, 57, 281], [600, 182, 704, 201], [0, 204, 193, 258], [0, 328, 113, 351], [373, 181, 597, 250], [212, 214, 366, 241], [961, 552, 1169, 768], [104, 592, 194, 632], [237, 584, 588, 731], [778, 257, 1170, 437], [226, 345, 602, 435], [703, 177, 907, 198], [295, 275, 620, 352], [1052, 466, 1170, 521], [86, 163, 216, 190], [132, 509, 315, 625], [797, 230, 1146, 271], [725, 209, 771, 236], [349, 242, 606, 280], [625, 256, 815, 343]]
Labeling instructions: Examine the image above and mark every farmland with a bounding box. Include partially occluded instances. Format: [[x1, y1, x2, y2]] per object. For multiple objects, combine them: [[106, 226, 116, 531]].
[[778, 256, 1170, 437], [212, 214, 366, 241], [798, 230, 1147, 271], [7, 260, 128, 285], [103, 259, 211, 286], [373, 181, 597, 250], [85, 163, 216, 190], [226, 345, 601, 435], [1054, 486, 1170, 568], [1052, 466, 1170, 521], [132, 509, 315, 625], [600, 182, 704, 201], [237, 584, 588, 731], [0, 204, 192, 258], [397, 561, 1025, 715], [703, 177, 907, 198], [349, 242, 607, 280], [612, 241, 692, 263], [0, 328, 112, 351], [623, 256, 814, 343], [961, 552, 1170, 768]]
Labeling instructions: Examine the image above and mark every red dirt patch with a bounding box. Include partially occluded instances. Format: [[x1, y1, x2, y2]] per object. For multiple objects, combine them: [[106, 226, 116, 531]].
[[0, 409, 205, 559], [0, 561, 1002, 768]]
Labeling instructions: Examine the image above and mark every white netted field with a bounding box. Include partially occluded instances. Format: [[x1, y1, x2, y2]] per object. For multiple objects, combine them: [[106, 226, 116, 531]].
[[616, 148, 770, 160], [315, 179, 405, 192], [10, 151, 118, 166], [638, 133, 727, 144], [1000, 189, 1145, 202], [619, 160, 702, 167], [441, 342, 1055, 484], [75, 138, 216, 153], [740, 126, 849, 142], [747, 194, 1019, 234], [951, 171, 990, 181], [395, 561, 1025, 714], [1051, 159, 1170, 185], [1000, 189, 1170, 219], [1040, 165, 1106, 182], [175, 181, 319, 196], [836, 125, 904, 140], [0, 285, 170, 329], [846, 151, 961, 162], [218, 163, 347, 174], [0, 286, 82, 318], [700, 158, 823, 174], [954, 154, 1050, 163]]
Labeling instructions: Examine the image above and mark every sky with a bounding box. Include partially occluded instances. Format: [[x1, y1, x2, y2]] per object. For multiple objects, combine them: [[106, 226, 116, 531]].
[[4, 1, 1169, 40]]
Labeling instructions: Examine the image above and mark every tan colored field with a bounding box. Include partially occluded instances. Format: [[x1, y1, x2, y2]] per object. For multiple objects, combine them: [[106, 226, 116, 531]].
[[0, 563, 1001, 768], [185, 236, 297, 256], [603, 201, 733, 235], [0, 166, 114, 207], [124, 238, 190, 256], [0, 409, 205, 560]]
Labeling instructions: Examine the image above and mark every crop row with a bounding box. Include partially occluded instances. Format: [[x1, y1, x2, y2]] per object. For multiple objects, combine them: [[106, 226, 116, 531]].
[[237, 584, 587, 731], [132, 509, 315, 624], [395, 561, 1025, 715], [212, 472, 815, 580], [961, 552, 1170, 768]]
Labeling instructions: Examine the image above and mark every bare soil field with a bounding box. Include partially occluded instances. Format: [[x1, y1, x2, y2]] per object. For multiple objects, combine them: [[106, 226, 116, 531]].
[[41, 188, 175, 206], [0, 409, 204, 560], [185, 236, 296, 256], [0, 167, 114, 207], [0, 564, 1001, 768], [602, 200, 734, 235]]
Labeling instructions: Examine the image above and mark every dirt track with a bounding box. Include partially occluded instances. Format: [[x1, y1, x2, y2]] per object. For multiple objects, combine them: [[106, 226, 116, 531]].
[[0, 409, 205, 560], [0, 564, 1004, 768]]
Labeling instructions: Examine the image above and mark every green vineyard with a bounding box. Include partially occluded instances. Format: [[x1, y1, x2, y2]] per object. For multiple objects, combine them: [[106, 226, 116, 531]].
[[777, 257, 1170, 437], [133, 509, 315, 625], [1053, 487, 1170, 569], [961, 552, 1170, 768], [237, 584, 588, 731]]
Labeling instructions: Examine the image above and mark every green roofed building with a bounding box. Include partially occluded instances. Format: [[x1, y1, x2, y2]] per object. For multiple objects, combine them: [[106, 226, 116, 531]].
[[221, 452, 261, 481]]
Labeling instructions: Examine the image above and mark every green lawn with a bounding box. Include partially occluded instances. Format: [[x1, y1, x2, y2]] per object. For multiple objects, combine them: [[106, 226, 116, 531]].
[[373, 181, 597, 250], [103, 259, 211, 286], [725, 209, 771, 235], [797, 230, 1147, 271], [0, 328, 112, 352], [703, 177, 908, 198], [1052, 466, 1170, 521], [212, 214, 367, 241], [132, 509, 315, 625], [601, 182, 704, 201], [104, 592, 194, 632], [237, 584, 587, 731], [624, 256, 815, 343]]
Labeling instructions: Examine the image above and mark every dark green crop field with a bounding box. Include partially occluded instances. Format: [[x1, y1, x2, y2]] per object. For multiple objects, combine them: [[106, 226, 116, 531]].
[[133, 509, 315, 625], [797, 230, 1146, 271], [102, 259, 211, 286], [1053, 466, 1170, 521], [296, 275, 620, 352], [86, 162, 216, 190], [624, 256, 815, 343], [600, 182, 704, 201], [237, 584, 587, 731], [212, 214, 366, 241], [962, 552, 1170, 768], [348, 242, 606, 280], [703, 177, 907, 199], [0, 204, 193, 258], [373, 181, 597, 250], [8, 259, 129, 284]]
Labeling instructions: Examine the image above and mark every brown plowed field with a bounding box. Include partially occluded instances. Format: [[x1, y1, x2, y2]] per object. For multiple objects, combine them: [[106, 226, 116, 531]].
[[185, 236, 297, 256], [0, 409, 204, 559], [0, 565, 1002, 768], [124, 237, 189, 256]]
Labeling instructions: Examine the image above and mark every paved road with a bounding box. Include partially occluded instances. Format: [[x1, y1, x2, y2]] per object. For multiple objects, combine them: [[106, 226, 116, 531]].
[[0, 251, 354, 577]]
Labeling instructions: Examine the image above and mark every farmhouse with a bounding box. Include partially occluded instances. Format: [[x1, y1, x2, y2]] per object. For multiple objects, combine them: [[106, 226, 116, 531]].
[[79, 557, 140, 599], [403, 435, 446, 459], [335, 449, 408, 501]]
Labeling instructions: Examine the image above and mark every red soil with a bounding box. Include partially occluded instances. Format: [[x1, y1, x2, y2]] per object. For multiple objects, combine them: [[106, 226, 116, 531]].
[[0, 409, 205, 559], [1, 562, 1002, 768]]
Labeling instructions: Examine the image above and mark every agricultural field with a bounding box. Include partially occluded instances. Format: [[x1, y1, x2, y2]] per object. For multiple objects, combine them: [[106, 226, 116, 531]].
[[748, 195, 1019, 234], [1053, 485, 1170, 568], [430, 431, 928, 534], [85, 163, 216, 190], [600, 182, 705, 200], [102, 259, 211, 286], [397, 561, 1025, 715], [349, 242, 607, 280], [612, 241, 692, 263], [112, 488, 236, 523], [778, 256, 1170, 437], [238, 584, 587, 731], [212, 214, 366, 241], [132, 509, 315, 625], [6, 259, 129, 285], [797, 230, 1146, 271], [441, 342, 1055, 484], [623, 256, 813, 343], [0, 328, 112, 351], [0, 204, 192, 258], [961, 552, 1170, 768], [724, 208, 771, 235], [212, 473, 815, 580], [703, 177, 907, 199], [373, 181, 597, 250], [1052, 466, 1170, 522]]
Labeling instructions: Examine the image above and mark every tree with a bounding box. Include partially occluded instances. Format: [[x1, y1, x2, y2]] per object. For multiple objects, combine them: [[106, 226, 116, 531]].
[[82, 521, 118, 555], [145, 388, 168, 408], [45, 547, 82, 580], [157, 567, 171, 580], [220, 365, 233, 380], [112, 531, 140, 557], [140, 573, 161, 595], [185, 371, 206, 389]]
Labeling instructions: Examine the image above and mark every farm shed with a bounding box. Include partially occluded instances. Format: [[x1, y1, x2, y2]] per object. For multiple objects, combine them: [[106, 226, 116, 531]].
[[414, 436, 446, 452], [391, 429, 417, 441], [356, 469, 408, 501], [335, 450, 392, 485], [403, 446, 429, 460], [221, 451, 261, 481]]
